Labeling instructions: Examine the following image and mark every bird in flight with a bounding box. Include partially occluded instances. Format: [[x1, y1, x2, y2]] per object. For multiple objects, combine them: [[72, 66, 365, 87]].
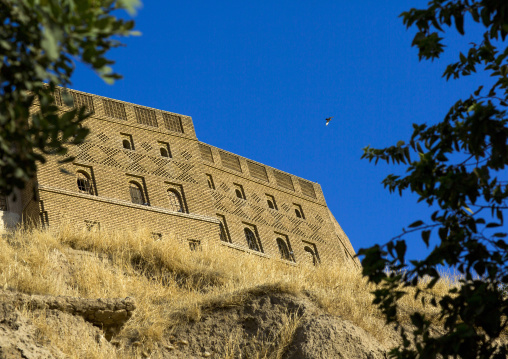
[[325, 117, 333, 126]]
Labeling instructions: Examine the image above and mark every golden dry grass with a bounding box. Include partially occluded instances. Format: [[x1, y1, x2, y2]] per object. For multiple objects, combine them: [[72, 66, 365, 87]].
[[0, 224, 458, 358]]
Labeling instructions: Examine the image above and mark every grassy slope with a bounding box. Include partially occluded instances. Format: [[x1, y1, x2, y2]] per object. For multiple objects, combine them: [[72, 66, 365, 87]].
[[0, 225, 454, 358]]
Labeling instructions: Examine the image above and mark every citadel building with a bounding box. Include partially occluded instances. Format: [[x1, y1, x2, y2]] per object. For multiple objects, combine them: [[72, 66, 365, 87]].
[[0, 88, 358, 267]]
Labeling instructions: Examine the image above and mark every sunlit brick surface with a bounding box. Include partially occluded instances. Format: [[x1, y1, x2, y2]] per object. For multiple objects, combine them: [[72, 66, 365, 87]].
[[28, 88, 359, 267]]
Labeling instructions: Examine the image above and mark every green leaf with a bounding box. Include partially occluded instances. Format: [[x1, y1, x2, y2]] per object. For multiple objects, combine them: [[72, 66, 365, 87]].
[[41, 28, 58, 60], [421, 230, 431, 247], [408, 220, 424, 228]]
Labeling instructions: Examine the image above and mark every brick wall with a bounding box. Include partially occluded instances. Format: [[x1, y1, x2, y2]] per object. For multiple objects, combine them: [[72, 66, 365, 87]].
[[33, 88, 357, 267]]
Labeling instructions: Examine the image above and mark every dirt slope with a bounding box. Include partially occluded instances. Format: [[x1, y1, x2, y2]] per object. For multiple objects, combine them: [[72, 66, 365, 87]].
[[0, 289, 390, 358]]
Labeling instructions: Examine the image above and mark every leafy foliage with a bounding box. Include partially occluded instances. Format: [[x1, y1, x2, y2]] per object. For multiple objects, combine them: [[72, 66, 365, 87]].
[[0, 0, 139, 195], [360, 1, 508, 358]]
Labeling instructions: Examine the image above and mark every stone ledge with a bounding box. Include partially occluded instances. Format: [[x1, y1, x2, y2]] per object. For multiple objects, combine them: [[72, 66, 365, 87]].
[[38, 185, 220, 224], [0, 290, 135, 340]]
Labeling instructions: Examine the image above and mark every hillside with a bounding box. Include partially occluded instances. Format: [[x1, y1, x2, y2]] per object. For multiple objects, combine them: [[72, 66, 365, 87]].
[[0, 225, 452, 358]]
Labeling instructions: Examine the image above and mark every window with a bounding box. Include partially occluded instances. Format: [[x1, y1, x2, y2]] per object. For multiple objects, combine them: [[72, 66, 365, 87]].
[[266, 194, 277, 210], [188, 240, 201, 251], [0, 193, 7, 211], [165, 183, 186, 213], [76, 171, 94, 195], [234, 184, 246, 200], [39, 200, 49, 228], [217, 214, 231, 243], [121, 134, 134, 150], [276, 236, 294, 262], [206, 174, 215, 190], [303, 243, 320, 266], [244, 227, 262, 252], [129, 181, 146, 205], [167, 189, 184, 213], [152, 233, 162, 241], [85, 220, 100, 231], [294, 204, 305, 219], [159, 142, 172, 158]]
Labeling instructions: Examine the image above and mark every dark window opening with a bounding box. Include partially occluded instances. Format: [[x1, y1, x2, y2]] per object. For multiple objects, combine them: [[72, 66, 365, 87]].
[[277, 237, 293, 261], [129, 182, 145, 205], [152, 233, 162, 241], [159, 142, 172, 158], [189, 240, 201, 251], [266, 195, 277, 210], [217, 214, 231, 243], [85, 220, 100, 231], [304, 245, 319, 266], [294, 204, 305, 219], [234, 184, 246, 200], [121, 134, 134, 150], [167, 189, 184, 213], [244, 228, 260, 252], [266, 194, 278, 210], [219, 223, 228, 242], [206, 174, 215, 190], [77, 171, 94, 195]]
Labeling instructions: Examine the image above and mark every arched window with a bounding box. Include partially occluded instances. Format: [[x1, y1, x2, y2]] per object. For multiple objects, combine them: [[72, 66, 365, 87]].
[[266, 195, 277, 210], [167, 190, 184, 212], [304, 246, 319, 266], [277, 238, 291, 261], [158, 142, 171, 158], [129, 182, 145, 205], [217, 214, 230, 243], [294, 204, 305, 219], [219, 222, 228, 242], [77, 171, 94, 195], [244, 228, 260, 252], [123, 139, 132, 150], [206, 174, 215, 190], [234, 184, 246, 200]]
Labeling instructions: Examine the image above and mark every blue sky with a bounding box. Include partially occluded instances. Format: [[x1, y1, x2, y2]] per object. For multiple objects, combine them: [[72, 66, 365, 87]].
[[71, 1, 493, 261]]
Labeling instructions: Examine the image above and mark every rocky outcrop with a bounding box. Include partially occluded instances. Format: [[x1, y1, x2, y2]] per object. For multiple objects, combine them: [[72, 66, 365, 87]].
[[0, 303, 63, 359], [285, 314, 387, 359], [157, 291, 390, 358], [0, 290, 135, 340]]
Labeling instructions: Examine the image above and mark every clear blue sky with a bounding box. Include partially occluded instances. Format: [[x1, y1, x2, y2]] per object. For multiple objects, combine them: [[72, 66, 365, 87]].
[[71, 1, 492, 261]]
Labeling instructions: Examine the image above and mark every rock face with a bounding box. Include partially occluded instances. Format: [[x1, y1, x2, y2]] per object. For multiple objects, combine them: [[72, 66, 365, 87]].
[[0, 288, 391, 358], [0, 303, 62, 359], [158, 291, 389, 359], [0, 290, 135, 340], [285, 315, 387, 359]]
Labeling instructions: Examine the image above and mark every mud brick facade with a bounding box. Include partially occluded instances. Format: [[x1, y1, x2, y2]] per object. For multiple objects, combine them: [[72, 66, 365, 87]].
[[1, 88, 359, 267]]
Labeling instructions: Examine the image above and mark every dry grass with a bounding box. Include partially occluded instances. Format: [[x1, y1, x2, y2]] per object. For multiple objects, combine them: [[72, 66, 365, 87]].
[[0, 224, 458, 358]]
